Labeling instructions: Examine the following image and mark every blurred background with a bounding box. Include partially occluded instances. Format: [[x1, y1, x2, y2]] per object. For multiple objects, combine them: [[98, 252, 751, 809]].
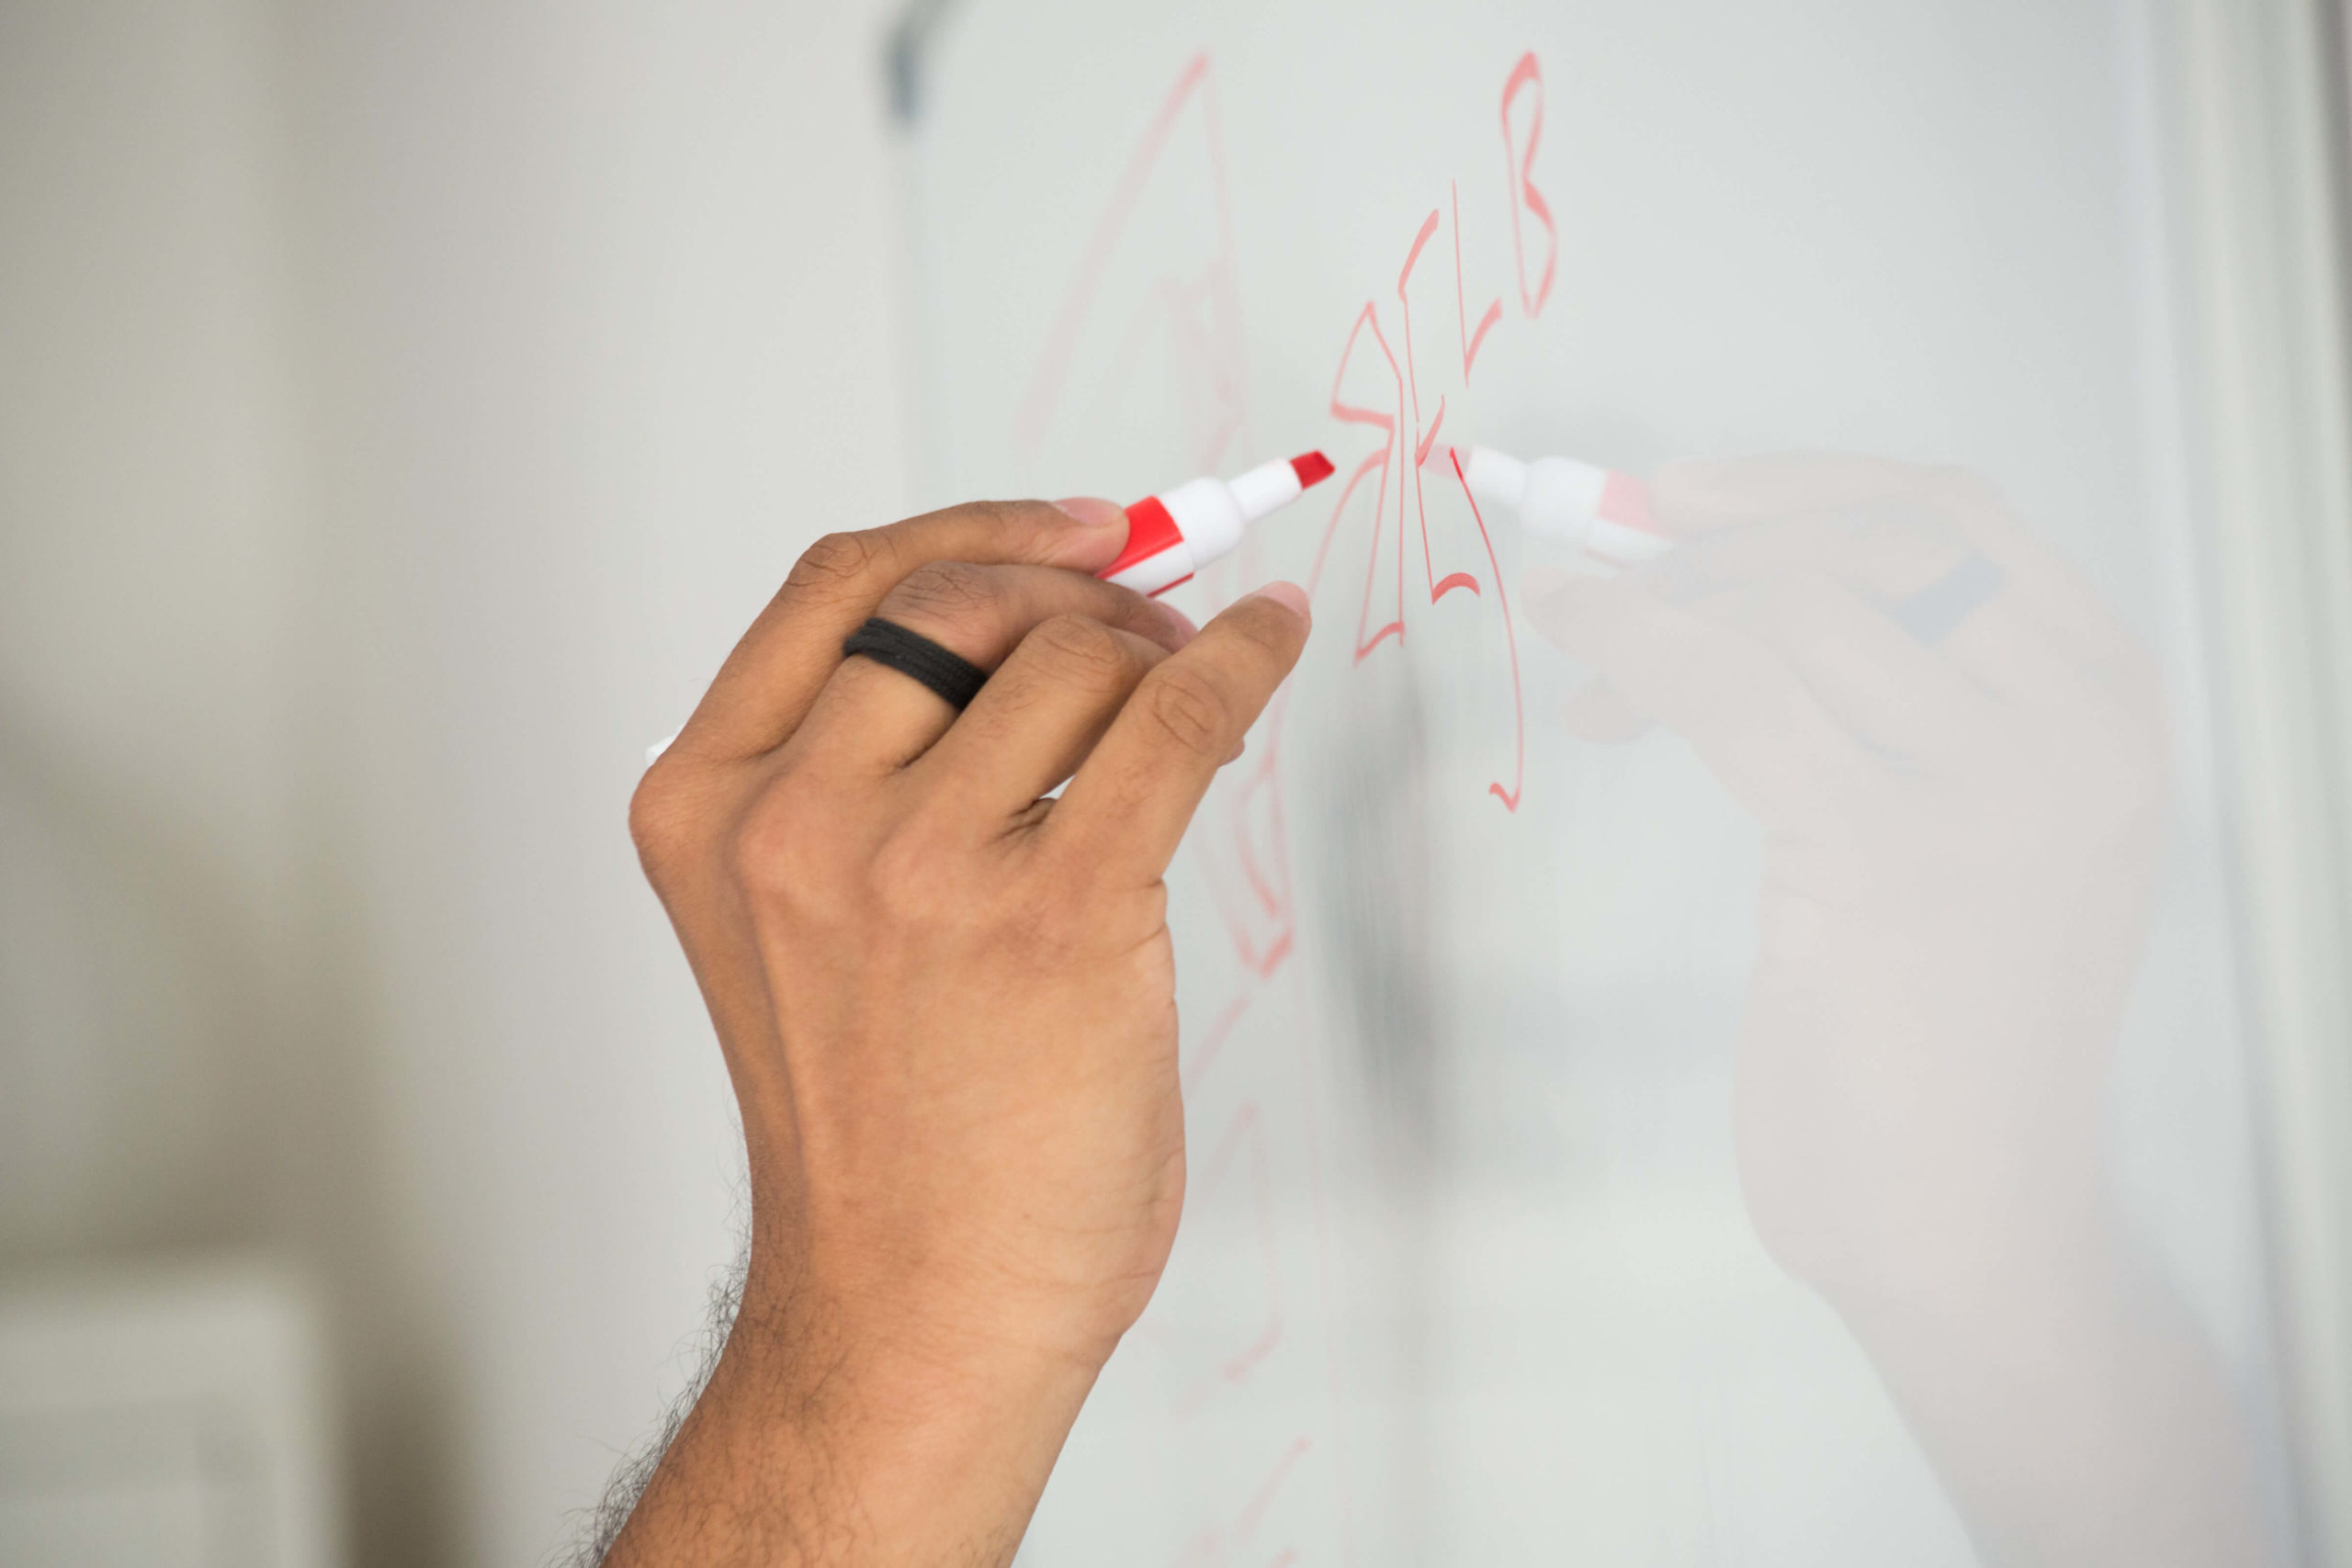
[[1, 2, 912, 1562], [5, 1, 2351, 1565]]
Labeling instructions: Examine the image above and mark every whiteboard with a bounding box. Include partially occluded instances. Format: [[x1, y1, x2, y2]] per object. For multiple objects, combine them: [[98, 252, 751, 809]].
[[899, 2, 2303, 1562]]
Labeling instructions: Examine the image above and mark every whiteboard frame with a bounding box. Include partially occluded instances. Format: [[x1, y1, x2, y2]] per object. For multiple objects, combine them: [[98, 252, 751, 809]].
[[2172, 0, 2352, 1559]]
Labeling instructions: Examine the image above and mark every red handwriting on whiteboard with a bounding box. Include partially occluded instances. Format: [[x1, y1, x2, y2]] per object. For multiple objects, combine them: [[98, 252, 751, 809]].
[[1159, 1436, 1312, 1568], [1003, 55, 1351, 1564], [1398, 210, 1479, 604], [1171, 1101, 1284, 1416], [1450, 445, 1527, 809], [1012, 49, 1554, 980], [1322, 304, 1405, 657], [1014, 53, 1245, 478], [1003, 53, 1310, 1036], [1306, 51, 1555, 812], [1008, 50, 1563, 1162], [1455, 180, 1503, 378], [1502, 51, 1557, 317], [999, 48, 1556, 1561], [1069, 47, 1558, 1059]]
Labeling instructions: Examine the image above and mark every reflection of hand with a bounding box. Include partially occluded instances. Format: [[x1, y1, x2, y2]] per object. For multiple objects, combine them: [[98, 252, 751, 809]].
[[1525, 456, 2267, 1568], [609, 499, 1310, 1566], [1528, 454, 2161, 1304]]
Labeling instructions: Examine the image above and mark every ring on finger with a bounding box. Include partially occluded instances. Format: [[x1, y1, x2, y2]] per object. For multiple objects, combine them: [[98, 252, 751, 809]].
[[842, 616, 990, 710]]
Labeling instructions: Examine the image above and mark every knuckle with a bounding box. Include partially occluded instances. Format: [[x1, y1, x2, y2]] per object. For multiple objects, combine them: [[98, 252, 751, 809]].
[[1030, 614, 1130, 682], [627, 760, 706, 883], [726, 776, 841, 907], [990, 856, 1097, 960], [1227, 600, 1300, 660], [956, 497, 1029, 531], [786, 530, 889, 598], [879, 559, 995, 628], [866, 814, 968, 924], [1141, 666, 1232, 756], [909, 496, 1034, 546], [1003, 895, 1089, 968]]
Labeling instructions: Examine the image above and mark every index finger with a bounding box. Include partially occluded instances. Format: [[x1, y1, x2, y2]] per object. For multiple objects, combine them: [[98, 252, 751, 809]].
[[1044, 583, 1311, 884]]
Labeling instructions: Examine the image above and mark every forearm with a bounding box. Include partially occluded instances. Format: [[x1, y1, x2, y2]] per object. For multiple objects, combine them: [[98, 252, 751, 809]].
[[605, 1275, 1101, 1567]]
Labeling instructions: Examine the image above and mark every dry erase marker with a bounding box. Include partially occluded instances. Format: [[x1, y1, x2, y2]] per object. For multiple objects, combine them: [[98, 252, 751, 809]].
[[1443, 445, 1673, 567], [1101, 451, 1336, 597]]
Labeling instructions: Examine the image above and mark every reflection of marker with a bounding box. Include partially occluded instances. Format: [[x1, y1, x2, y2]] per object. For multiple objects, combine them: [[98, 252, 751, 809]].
[[1102, 452, 1336, 597], [1442, 445, 1672, 566]]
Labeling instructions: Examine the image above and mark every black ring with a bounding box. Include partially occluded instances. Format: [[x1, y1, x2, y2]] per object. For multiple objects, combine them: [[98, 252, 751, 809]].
[[842, 617, 989, 711]]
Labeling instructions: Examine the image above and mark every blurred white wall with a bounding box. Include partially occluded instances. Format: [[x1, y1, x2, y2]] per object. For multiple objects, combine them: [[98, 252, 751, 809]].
[[1, 0, 308, 1266], [0, 0, 913, 1562]]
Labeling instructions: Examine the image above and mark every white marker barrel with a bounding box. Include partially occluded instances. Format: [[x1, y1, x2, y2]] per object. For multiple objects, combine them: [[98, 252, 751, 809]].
[[1100, 452, 1335, 598]]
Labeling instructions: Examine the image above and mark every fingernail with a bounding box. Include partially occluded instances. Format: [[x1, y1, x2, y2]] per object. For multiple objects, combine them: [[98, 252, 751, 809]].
[[1248, 581, 1312, 622], [1051, 496, 1126, 529], [1223, 734, 1247, 764], [1160, 603, 1201, 645]]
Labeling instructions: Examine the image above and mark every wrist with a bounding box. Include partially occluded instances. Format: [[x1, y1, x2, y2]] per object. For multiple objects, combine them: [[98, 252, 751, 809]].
[[605, 1263, 1102, 1567]]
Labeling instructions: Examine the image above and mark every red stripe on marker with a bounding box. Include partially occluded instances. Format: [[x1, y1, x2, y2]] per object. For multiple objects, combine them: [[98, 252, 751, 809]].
[[1104, 494, 1185, 580], [1098, 452, 1333, 597]]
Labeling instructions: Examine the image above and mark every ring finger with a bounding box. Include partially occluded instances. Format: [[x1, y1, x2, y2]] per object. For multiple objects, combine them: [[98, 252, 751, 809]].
[[786, 561, 1194, 777]]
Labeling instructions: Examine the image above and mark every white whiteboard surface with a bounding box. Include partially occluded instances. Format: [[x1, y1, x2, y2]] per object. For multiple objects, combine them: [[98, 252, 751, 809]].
[[900, 2, 2310, 1562]]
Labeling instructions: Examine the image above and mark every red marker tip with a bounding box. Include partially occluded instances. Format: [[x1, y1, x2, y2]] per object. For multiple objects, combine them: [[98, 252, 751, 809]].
[[1291, 450, 1335, 489]]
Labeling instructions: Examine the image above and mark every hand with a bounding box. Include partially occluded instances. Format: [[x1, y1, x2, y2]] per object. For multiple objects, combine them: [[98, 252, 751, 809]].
[[1524, 455, 2267, 1567], [611, 497, 1311, 1566]]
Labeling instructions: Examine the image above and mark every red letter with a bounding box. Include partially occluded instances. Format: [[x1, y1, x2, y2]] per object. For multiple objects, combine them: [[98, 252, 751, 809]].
[[1320, 303, 1407, 659], [1453, 181, 1502, 378], [1500, 52, 1556, 318], [1398, 209, 1479, 603]]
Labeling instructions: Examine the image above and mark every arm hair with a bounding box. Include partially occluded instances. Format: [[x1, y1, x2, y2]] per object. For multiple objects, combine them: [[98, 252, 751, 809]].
[[558, 1235, 750, 1565]]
